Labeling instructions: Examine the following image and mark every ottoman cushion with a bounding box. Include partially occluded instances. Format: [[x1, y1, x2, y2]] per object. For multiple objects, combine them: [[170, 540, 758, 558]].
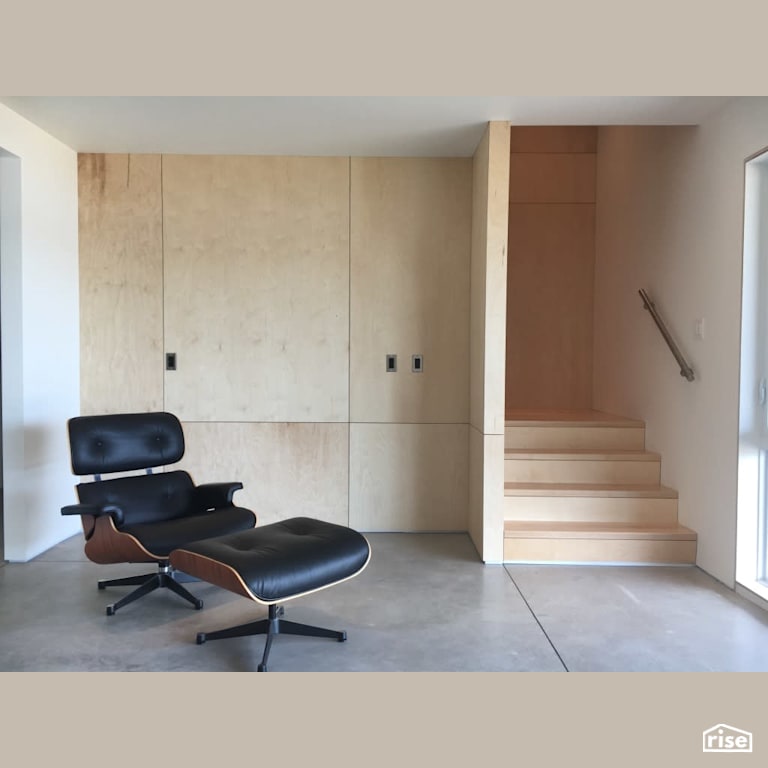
[[170, 517, 370, 603]]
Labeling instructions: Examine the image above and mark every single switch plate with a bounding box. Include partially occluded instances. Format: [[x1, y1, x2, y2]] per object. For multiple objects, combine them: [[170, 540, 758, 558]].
[[386, 354, 397, 372]]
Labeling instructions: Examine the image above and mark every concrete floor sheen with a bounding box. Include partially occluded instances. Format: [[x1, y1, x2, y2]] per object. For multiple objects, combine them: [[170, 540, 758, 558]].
[[2, 532, 768, 672]]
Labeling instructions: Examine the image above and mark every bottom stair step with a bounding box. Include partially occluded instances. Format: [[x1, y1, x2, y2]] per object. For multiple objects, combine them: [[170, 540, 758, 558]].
[[503, 522, 697, 564]]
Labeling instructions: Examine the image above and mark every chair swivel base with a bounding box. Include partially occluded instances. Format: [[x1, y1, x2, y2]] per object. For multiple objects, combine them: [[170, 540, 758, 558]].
[[196, 604, 346, 672], [99, 563, 204, 616]]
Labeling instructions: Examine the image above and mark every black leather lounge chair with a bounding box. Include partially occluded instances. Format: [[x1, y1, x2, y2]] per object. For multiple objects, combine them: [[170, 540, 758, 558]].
[[61, 411, 257, 615]]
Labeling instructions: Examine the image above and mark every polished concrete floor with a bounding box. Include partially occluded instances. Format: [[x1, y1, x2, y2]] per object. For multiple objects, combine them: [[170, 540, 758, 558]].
[[2, 532, 768, 672]]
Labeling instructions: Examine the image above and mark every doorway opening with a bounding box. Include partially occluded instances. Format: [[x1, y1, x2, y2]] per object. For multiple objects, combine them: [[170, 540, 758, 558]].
[[736, 146, 768, 600], [0, 148, 21, 565]]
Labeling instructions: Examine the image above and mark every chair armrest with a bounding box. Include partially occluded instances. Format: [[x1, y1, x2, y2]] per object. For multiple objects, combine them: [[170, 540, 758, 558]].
[[61, 503, 125, 527], [194, 482, 244, 510]]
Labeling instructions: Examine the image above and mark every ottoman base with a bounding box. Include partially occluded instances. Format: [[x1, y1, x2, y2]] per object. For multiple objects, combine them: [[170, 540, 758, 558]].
[[196, 603, 346, 672]]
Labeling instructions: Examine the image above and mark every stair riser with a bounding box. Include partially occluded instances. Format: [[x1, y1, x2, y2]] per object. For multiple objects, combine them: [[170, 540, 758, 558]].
[[504, 459, 661, 484], [503, 537, 697, 564], [505, 426, 645, 451], [504, 496, 678, 525]]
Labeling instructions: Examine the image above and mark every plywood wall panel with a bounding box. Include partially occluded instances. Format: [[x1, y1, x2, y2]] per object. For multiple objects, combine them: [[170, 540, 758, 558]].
[[349, 423, 468, 531], [469, 122, 511, 561], [508, 153, 596, 203], [470, 132, 490, 434], [481, 125, 512, 436], [506, 203, 595, 409], [350, 158, 472, 424], [468, 425, 485, 556], [179, 422, 349, 527], [509, 126, 597, 154], [78, 154, 164, 414], [162, 155, 350, 422]]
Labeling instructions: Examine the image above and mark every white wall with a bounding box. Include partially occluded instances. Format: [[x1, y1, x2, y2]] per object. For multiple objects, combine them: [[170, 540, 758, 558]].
[[0, 103, 80, 562], [593, 97, 768, 586]]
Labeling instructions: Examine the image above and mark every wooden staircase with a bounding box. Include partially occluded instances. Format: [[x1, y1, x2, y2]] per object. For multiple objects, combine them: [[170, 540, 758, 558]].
[[503, 410, 697, 564]]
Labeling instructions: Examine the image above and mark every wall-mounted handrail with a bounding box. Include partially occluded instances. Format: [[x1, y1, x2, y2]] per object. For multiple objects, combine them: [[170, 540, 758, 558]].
[[638, 289, 695, 382]]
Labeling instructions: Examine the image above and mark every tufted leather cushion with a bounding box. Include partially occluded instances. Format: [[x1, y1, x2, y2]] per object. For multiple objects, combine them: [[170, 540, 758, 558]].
[[68, 412, 184, 476], [77, 470, 199, 526], [122, 506, 257, 558], [171, 518, 371, 602]]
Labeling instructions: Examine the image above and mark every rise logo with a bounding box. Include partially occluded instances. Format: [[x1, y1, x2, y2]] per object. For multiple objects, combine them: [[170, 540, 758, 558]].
[[702, 724, 753, 753]]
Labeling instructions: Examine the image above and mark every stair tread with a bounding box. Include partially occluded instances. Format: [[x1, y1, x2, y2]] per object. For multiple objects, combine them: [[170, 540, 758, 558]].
[[505, 409, 644, 428], [504, 449, 660, 460], [503, 521, 697, 540], [504, 482, 678, 498]]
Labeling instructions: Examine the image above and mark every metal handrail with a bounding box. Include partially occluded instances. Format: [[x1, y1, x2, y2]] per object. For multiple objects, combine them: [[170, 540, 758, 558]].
[[638, 289, 695, 382]]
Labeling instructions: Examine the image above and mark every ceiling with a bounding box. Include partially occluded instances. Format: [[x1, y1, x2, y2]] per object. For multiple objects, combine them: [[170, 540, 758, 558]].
[[0, 96, 732, 157]]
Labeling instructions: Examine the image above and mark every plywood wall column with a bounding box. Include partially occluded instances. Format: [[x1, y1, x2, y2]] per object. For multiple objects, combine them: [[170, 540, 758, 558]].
[[469, 122, 510, 562]]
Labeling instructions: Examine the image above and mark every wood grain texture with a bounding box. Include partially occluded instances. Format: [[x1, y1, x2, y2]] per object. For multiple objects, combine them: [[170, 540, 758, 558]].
[[504, 452, 661, 484], [503, 521, 696, 539], [508, 153, 596, 203], [509, 126, 597, 154], [83, 515, 161, 564], [469, 426, 508, 560], [162, 155, 350, 422], [350, 157, 472, 423], [505, 425, 645, 450], [470, 130, 490, 433], [468, 425, 484, 556], [506, 203, 595, 409], [78, 154, 164, 414], [178, 422, 349, 528], [503, 494, 679, 525], [349, 423, 469, 531], [483, 124, 512, 436], [503, 536, 696, 564], [470, 123, 510, 435], [468, 123, 510, 561], [168, 549, 254, 600], [505, 409, 643, 426]]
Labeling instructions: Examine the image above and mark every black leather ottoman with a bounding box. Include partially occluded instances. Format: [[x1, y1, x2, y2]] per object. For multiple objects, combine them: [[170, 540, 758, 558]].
[[169, 517, 371, 671]]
